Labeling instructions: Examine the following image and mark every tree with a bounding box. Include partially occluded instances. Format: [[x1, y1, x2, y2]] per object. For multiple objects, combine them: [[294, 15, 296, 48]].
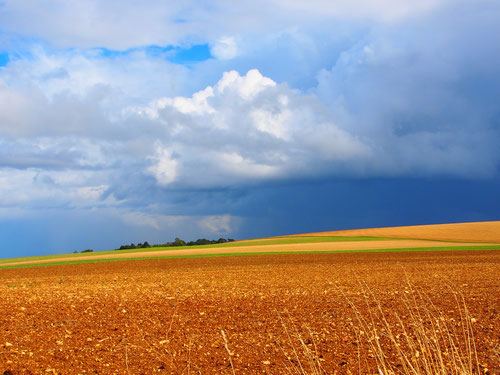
[[173, 237, 186, 246], [196, 238, 210, 245]]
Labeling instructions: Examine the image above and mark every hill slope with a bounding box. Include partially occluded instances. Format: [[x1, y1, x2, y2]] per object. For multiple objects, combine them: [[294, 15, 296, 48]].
[[288, 221, 500, 243], [1, 221, 499, 268]]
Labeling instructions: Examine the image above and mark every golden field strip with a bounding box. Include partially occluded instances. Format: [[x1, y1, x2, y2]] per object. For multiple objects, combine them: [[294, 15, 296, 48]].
[[292, 220, 500, 243]]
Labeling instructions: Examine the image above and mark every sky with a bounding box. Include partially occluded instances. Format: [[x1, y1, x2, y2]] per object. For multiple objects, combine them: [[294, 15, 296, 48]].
[[0, 0, 499, 258]]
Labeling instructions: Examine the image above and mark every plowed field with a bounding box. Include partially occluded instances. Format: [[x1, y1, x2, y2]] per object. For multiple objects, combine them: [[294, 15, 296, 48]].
[[1, 250, 499, 374]]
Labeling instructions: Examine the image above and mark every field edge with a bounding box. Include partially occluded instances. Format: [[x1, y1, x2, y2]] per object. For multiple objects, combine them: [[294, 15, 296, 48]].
[[1, 245, 499, 270]]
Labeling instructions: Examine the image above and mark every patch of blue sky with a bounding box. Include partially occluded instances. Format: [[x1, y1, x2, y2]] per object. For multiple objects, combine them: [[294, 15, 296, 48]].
[[0, 34, 54, 64], [96, 43, 212, 64], [0, 52, 8, 66], [168, 44, 212, 64]]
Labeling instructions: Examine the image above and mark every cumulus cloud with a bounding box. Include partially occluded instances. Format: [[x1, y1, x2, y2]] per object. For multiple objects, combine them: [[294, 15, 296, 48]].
[[139, 69, 370, 187], [1, 56, 499, 217], [0, 49, 367, 215]]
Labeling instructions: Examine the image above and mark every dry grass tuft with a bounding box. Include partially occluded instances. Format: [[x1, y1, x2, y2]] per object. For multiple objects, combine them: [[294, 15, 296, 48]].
[[221, 329, 236, 375], [344, 281, 481, 375], [278, 313, 325, 375], [215, 284, 485, 375]]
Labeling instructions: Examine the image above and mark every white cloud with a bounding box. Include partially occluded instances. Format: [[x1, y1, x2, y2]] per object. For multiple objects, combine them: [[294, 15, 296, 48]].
[[0, 168, 115, 209], [211, 36, 239, 60], [215, 69, 276, 100], [135, 69, 369, 187], [198, 214, 239, 234], [144, 86, 216, 119], [147, 148, 179, 186], [0, 0, 191, 49], [1, 59, 372, 210], [251, 107, 291, 140], [1, 48, 189, 103], [215, 152, 281, 179], [3, 55, 494, 214], [0, 0, 451, 49]]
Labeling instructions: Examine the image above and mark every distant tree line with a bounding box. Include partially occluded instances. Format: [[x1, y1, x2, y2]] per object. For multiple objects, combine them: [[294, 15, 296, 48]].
[[73, 249, 94, 253], [116, 237, 235, 250], [117, 241, 152, 250]]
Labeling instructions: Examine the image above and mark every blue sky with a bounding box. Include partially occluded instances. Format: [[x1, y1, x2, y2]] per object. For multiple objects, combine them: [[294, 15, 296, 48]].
[[0, 0, 499, 258]]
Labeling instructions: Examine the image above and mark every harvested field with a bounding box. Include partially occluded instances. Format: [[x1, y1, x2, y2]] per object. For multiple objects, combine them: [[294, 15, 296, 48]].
[[2, 239, 498, 268], [294, 220, 500, 243], [1, 250, 499, 374], [2, 221, 499, 269]]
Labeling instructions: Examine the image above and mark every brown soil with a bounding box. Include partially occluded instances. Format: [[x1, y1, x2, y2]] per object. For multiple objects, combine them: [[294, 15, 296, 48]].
[[290, 220, 500, 243], [0, 250, 498, 374], [2, 239, 496, 268]]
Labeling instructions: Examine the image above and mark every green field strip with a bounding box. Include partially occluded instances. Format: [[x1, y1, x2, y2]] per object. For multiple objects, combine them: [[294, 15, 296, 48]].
[[0, 236, 388, 265], [1, 245, 499, 270]]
